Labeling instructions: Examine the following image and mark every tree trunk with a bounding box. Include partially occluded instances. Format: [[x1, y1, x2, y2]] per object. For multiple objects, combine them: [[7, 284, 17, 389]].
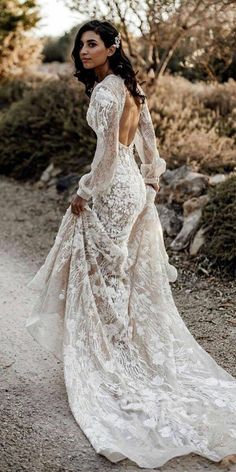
[[156, 30, 184, 78]]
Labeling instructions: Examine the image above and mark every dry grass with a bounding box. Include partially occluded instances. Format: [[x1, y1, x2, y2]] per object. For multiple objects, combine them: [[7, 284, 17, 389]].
[[0, 71, 235, 181], [146, 75, 236, 174]]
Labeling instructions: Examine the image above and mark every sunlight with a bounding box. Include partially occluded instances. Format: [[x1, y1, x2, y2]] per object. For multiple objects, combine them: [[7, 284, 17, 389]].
[[34, 0, 82, 37]]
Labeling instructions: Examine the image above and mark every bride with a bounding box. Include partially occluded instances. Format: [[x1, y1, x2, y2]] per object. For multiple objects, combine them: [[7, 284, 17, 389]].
[[26, 19, 236, 469]]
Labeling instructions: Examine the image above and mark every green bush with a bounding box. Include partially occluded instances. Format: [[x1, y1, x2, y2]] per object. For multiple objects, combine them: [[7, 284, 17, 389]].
[[200, 175, 236, 274], [0, 78, 30, 109], [0, 76, 96, 181], [42, 27, 78, 63], [42, 36, 70, 63], [0, 75, 44, 109]]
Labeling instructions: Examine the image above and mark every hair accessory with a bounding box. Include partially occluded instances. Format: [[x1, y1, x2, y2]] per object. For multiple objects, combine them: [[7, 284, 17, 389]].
[[114, 33, 121, 48]]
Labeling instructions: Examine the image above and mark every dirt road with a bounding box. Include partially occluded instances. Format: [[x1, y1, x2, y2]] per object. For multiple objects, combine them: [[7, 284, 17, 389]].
[[0, 176, 235, 471]]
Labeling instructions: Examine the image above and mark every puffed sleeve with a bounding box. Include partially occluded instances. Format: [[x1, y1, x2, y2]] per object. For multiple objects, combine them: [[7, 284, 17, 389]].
[[134, 88, 166, 184], [76, 85, 119, 200]]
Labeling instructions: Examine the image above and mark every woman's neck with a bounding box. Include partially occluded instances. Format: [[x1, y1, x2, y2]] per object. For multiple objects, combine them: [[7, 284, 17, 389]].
[[94, 65, 114, 83]]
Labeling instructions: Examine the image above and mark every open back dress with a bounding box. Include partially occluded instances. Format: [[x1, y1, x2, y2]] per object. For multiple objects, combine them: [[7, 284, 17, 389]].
[[26, 73, 236, 469]]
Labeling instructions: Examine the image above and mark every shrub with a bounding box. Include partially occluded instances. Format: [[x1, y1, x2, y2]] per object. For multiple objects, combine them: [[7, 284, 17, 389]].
[[42, 27, 78, 63], [0, 75, 45, 109], [0, 78, 31, 109], [200, 175, 236, 274], [148, 75, 236, 174], [0, 76, 96, 181], [0, 72, 235, 183]]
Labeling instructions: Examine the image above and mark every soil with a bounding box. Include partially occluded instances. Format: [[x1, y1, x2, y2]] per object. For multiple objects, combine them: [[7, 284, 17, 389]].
[[0, 176, 236, 472]]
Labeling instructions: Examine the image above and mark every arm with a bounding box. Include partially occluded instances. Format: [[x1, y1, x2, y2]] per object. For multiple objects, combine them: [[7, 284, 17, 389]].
[[135, 90, 166, 184], [76, 85, 119, 200]]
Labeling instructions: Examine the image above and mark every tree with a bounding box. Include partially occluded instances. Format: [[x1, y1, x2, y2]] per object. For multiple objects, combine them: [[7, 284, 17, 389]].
[[0, 0, 42, 77], [42, 26, 79, 63], [64, 0, 236, 81], [186, 15, 236, 82]]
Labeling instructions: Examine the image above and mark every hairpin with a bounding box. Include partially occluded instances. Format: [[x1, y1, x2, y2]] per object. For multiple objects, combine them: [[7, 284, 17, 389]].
[[114, 33, 121, 48]]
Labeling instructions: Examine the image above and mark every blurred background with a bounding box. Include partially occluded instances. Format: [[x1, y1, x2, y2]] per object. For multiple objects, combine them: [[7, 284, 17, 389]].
[[0, 0, 235, 278]]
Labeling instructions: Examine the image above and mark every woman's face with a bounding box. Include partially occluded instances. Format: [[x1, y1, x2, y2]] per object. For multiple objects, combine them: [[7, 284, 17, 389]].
[[79, 30, 115, 69]]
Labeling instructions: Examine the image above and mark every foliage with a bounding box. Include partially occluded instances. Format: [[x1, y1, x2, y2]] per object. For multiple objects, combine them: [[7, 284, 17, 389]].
[[42, 33, 72, 62], [0, 76, 96, 181], [0, 74, 45, 109], [64, 0, 236, 82], [42, 27, 78, 63], [200, 175, 236, 274], [0, 72, 235, 183], [0, 77, 31, 109], [0, 0, 42, 77], [147, 75, 236, 174]]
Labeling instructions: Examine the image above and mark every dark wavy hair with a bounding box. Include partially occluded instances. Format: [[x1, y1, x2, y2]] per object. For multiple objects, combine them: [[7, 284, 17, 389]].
[[71, 20, 146, 104]]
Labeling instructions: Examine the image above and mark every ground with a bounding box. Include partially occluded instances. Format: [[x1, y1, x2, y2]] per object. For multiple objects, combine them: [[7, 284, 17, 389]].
[[0, 176, 236, 472]]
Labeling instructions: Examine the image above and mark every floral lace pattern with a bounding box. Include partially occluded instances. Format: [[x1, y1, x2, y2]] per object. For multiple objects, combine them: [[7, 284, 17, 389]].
[[26, 74, 236, 469], [77, 74, 166, 200]]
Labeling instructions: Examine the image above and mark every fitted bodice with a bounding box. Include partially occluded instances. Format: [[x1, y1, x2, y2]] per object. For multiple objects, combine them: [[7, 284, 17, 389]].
[[77, 74, 166, 201]]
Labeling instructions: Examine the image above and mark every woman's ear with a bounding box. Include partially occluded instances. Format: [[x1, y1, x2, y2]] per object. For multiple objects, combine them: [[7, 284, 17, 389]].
[[107, 45, 116, 57]]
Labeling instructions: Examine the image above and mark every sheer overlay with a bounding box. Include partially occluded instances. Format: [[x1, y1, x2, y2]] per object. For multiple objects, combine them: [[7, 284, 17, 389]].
[[26, 74, 236, 469]]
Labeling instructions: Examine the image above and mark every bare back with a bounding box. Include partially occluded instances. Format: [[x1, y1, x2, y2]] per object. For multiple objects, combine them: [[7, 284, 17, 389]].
[[119, 88, 142, 147]]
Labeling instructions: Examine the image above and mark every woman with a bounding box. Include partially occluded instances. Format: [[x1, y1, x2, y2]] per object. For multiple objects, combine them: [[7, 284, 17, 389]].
[[26, 20, 236, 469]]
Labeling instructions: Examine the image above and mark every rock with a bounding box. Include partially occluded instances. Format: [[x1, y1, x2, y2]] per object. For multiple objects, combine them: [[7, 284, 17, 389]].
[[189, 226, 207, 255], [170, 208, 202, 251], [159, 166, 210, 205], [161, 165, 190, 185], [209, 174, 227, 186], [183, 195, 209, 217], [40, 163, 54, 183], [47, 177, 57, 188], [56, 173, 80, 193], [50, 166, 62, 178], [169, 170, 209, 203], [156, 204, 183, 237], [40, 163, 61, 183], [35, 180, 45, 189]]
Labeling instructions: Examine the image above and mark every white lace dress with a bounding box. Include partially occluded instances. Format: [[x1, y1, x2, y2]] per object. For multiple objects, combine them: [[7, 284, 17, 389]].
[[26, 74, 236, 469]]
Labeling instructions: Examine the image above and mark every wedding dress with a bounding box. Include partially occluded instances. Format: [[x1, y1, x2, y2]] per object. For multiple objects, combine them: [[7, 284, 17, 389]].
[[26, 74, 236, 469]]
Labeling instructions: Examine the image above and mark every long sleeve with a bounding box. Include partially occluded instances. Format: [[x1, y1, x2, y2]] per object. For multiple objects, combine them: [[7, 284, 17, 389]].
[[77, 84, 119, 200], [134, 90, 166, 184]]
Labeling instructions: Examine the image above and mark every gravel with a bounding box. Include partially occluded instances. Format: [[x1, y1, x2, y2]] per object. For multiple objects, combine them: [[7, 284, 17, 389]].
[[0, 176, 235, 472]]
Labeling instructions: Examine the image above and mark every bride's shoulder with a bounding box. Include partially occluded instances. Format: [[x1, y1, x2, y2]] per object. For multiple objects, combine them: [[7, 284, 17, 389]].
[[92, 74, 124, 102], [100, 73, 124, 88]]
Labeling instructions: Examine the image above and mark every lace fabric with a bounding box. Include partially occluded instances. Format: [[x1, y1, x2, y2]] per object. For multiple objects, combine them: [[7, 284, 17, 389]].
[[134, 92, 166, 183], [77, 74, 165, 200], [26, 74, 236, 469]]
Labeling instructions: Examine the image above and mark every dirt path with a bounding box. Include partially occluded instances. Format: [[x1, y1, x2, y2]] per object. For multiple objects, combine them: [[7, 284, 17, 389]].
[[0, 176, 235, 472]]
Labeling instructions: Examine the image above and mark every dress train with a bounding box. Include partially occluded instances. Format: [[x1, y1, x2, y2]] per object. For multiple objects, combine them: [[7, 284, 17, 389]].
[[26, 184, 236, 468]]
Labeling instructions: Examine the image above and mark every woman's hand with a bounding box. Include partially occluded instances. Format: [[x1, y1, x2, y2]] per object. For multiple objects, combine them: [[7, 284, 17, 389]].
[[71, 194, 87, 216], [147, 182, 160, 192]]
